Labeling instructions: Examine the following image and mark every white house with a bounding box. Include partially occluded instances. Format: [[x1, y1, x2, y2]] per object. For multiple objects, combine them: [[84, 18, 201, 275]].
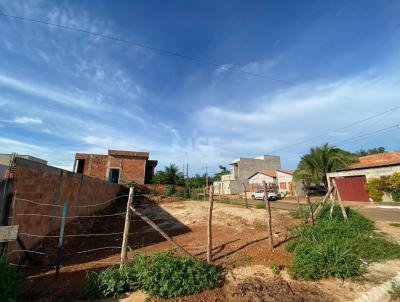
[[248, 169, 296, 196]]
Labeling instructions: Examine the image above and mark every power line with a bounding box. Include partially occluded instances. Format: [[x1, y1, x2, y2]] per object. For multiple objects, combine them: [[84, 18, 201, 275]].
[[283, 123, 400, 162], [269, 104, 400, 154], [333, 124, 399, 146], [0, 11, 294, 85], [2, 11, 398, 156]]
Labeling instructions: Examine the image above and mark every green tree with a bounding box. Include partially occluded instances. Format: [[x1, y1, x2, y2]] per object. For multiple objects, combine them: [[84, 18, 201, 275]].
[[213, 165, 230, 181], [356, 147, 385, 157], [152, 164, 184, 185], [294, 143, 357, 186]]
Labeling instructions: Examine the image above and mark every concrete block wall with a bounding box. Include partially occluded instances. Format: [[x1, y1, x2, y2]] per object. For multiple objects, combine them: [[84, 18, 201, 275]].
[[7, 158, 121, 254]]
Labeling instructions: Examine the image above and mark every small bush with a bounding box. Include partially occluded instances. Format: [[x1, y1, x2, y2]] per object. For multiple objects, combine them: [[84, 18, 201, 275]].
[[82, 251, 221, 299], [164, 184, 176, 196], [132, 251, 220, 298], [82, 265, 138, 299], [270, 262, 282, 275], [392, 191, 400, 202], [390, 223, 400, 227], [286, 205, 400, 281], [390, 281, 400, 299], [0, 256, 23, 302], [256, 203, 266, 209], [365, 178, 384, 202]]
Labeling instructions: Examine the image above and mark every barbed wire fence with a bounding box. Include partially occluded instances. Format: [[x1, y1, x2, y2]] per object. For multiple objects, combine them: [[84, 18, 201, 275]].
[[5, 187, 193, 280]]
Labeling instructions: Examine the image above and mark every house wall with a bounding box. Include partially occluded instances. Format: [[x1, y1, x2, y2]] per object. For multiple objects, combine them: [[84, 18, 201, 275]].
[[3, 157, 121, 258], [237, 156, 281, 187], [248, 173, 275, 184], [327, 165, 400, 201], [74, 153, 147, 185], [276, 171, 295, 196]]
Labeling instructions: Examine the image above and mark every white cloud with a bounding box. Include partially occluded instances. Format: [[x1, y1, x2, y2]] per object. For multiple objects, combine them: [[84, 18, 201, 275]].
[[0, 136, 49, 154], [12, 116, 43, 125]]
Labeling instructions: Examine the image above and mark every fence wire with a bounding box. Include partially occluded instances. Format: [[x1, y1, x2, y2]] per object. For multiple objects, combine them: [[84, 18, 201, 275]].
[[7, 191, 170, 271]]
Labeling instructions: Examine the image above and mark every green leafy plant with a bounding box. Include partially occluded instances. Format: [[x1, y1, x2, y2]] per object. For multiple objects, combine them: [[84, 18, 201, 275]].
[[390, 223, 400, 228], [390, 281, 400, 299], [365, 178, 384, 202], [270, 262, 282, 275], [131, 251, 220, 298], [286, 205, 400, 281], [82, 251, 221, 299], [256, 203, 266, 209], [82, 264, 138, 299], [164, 184, 176, 196], [0, 256, 23, 302]]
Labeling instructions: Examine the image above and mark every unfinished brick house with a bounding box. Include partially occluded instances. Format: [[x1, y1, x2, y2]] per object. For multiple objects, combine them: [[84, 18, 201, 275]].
[[73, 150, 157, 185]]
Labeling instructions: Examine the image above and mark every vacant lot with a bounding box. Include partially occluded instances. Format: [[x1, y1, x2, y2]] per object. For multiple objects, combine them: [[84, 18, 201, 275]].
[[20, 198, 400, 301]]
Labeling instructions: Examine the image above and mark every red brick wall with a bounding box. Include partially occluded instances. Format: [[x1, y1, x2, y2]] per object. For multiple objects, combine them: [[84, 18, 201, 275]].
[[7, 158, 121, 256], [75, 154, 147, 184]]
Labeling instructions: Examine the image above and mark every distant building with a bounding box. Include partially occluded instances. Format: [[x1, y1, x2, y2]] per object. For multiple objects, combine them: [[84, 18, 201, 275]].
[[214, 155, 281, 194], [0, 154, 47, 181], [248, 169, 296, 196], [74, 150, 157, 185], [327, 150, 400, 202]]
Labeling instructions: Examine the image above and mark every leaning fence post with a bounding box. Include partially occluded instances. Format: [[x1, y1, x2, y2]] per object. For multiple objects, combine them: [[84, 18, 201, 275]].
[[120, 187, 134, 267], [207, 185, 214, 263], [262, 181, 274, 250], [242, 182, 248, 208], [332, 180, 348, 220], [55, 202, 68, 281], [306, 193, 315, 226]]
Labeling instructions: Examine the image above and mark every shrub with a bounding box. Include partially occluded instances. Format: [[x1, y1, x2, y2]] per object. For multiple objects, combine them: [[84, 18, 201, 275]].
[[131, 251, 220, 298], [82, 251, 221, 299], [164, 184, 176, 196], [286, 205, 400, 281], [389, 172, 400, 192], [392, 191, 400, 202], [365, 178, 384, 202], [390, 281, 400, 299], [82, 265, 138, 299], [256, 203, 266, 209], [0, 256, 23, 302]]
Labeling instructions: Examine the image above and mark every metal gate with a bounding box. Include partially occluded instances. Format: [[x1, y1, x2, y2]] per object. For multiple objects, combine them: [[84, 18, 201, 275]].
[[334, 175, 370, 202]]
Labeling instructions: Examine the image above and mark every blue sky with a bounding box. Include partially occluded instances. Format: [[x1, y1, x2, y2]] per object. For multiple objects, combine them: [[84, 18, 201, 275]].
[[0, 0, 399, 175]]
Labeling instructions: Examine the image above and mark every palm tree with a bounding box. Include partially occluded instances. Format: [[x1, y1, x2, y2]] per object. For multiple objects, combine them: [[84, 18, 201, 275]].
[[293, 143, 357, 186], [164, 164, 184, 185]]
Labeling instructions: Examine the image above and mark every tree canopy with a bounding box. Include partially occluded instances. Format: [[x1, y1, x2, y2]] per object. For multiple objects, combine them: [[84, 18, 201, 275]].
[[293, 143, 357, 186], [152, 164, 185, 185], [355, 147, 385, 157], [212, 165, 230, 181]]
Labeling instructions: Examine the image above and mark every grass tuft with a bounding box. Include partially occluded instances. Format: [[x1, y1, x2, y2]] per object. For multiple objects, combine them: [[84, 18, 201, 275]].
[[0, 256, 23, 302], [286, 205, 400, 281]]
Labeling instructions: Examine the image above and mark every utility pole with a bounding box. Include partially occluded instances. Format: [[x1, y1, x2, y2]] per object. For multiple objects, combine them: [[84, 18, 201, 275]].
[[205, 164, 208, 188]]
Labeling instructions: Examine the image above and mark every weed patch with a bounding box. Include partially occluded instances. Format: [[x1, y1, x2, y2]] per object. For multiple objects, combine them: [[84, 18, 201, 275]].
[[286, 205, 400, 281], [82, 251, 221, 299], [256, 203, 266, 209], [0, 256, 23, 302], [390, 222, 400, 228]]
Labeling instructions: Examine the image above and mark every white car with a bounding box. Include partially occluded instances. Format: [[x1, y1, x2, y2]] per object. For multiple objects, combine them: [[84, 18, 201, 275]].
[[251, 189, 278, 201]]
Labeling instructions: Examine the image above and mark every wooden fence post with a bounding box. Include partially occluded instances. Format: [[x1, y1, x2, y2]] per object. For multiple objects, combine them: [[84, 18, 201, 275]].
[[242, 182, 248, 208], [207, 185, 214, 263], [306, 193, 315, 226], [262, 181, 274, 250], [120, 187, 134, 267], [130, 206, 191, 257], [55, 202, 68, 280], [332, 180, 348, 220]]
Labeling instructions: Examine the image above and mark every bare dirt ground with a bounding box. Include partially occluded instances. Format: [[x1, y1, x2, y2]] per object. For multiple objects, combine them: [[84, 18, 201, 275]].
[[19, 198, 400, 302]]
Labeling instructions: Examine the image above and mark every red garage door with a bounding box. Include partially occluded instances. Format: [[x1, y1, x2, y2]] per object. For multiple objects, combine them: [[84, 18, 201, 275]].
[[334, 176, 370, 202]]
